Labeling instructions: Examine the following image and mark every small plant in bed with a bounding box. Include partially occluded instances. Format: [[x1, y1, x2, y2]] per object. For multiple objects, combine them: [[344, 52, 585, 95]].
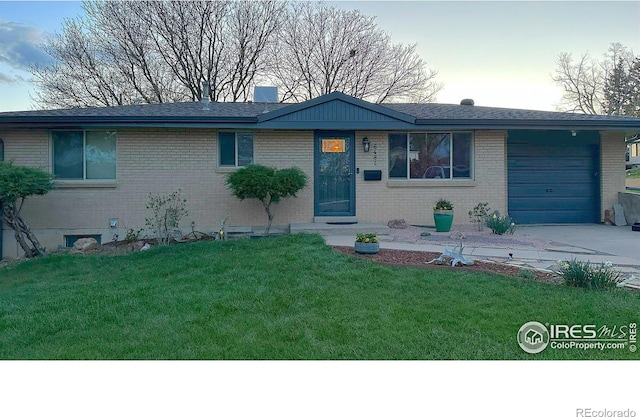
[[468, 202, 490, 231], [486, 212, 515, 235], [557, 259, 621, 290]]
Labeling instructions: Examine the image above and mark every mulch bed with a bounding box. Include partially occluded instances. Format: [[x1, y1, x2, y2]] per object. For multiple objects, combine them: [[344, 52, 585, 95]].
[[332, 246, 562, 284]]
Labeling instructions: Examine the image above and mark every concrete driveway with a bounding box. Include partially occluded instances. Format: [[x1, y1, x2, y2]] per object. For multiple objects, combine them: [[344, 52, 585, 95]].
[[517, 224, 639, 260]]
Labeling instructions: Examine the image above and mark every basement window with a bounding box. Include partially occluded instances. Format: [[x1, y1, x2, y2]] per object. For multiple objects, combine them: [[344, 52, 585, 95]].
[[64, 234, 102, 247]]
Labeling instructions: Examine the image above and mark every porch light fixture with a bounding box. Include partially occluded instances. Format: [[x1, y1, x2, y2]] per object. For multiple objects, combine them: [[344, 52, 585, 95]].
[[362, 137, 370, 152], [571, 130, 577, 137]]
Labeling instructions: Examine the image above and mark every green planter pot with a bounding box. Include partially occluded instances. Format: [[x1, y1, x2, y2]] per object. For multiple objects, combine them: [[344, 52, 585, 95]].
[[354, 242, 380, 254], [433, 209, 453, 232]]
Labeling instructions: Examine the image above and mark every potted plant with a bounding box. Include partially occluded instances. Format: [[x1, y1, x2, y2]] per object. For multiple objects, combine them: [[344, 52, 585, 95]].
[[354, 233, 380, 254], [433, 198, 454, 232]]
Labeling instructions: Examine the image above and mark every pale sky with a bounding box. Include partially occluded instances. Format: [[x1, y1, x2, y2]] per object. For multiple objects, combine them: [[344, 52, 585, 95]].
[[0, 0, 639, 112]]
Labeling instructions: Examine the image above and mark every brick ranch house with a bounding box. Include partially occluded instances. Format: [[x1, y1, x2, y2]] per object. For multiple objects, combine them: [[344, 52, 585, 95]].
[[1, 92, 639, 259]]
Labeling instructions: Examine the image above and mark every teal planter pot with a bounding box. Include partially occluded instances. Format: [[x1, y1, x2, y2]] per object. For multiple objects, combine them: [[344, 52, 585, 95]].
[[354, 242, 380, 254], [433, 210, 453, 232]]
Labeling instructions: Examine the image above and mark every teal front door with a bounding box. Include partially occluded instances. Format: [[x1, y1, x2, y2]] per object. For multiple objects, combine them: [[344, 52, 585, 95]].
[[314, 131, 355, 217]]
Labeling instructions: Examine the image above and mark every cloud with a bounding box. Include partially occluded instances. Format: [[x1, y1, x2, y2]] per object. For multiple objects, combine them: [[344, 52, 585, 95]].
[[0, 70, 26, 84], [0, 19, 54, 75]]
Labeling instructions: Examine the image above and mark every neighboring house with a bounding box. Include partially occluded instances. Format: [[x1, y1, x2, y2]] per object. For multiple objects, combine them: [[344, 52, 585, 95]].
[[627, 135, 640, 168], [1, 92, 639, 259]]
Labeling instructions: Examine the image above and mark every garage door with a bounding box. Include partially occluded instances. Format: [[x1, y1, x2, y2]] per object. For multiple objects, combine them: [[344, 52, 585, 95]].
[[507, 130, 600, 224]]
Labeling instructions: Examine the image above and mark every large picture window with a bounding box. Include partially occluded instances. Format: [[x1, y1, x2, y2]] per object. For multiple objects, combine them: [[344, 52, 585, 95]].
[[389, 132, 472, 179], [219, 132, 253, 167], [52, 131, 117, 180]]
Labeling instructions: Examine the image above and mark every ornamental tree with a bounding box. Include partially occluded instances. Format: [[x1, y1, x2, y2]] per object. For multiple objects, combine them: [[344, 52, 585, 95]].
[[226, 164, 308, 235], [0, 162, 54, 257]]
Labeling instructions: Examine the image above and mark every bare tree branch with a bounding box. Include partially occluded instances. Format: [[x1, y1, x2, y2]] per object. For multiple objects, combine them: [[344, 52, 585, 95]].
[[552, 43, 638, 115], [263, 2, 442, 103], [30, 0, 441, 108]]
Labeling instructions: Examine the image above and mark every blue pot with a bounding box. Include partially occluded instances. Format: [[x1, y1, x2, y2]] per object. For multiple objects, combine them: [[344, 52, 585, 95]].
[[355, 242, 380, 254]]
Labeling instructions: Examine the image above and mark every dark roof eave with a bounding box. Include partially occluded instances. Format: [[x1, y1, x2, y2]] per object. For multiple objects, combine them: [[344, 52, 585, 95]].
[[0, 116, 258, 127], [415, 118, 640, 130]]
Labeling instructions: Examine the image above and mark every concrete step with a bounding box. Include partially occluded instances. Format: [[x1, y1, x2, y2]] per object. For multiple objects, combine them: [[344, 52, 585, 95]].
[[290, 222, 390, 236]]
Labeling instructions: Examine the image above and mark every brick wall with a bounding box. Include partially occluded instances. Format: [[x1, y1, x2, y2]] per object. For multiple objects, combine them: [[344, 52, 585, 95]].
[[0, 126, 626, 258], [0, 128, 317, 257], [600, 131, 627, 220], [353, 130, 507, 225]]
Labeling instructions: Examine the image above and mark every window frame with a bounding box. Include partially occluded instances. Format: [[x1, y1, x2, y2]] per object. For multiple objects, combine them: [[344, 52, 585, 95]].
[[388, 131, 474, 181], [218, 131, 254, 168], [50, 130, 117, 181]]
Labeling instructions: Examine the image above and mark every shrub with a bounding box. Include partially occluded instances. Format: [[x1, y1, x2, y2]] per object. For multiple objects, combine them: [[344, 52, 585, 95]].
[[0, 161, 54, 257], [557, 259, 621, 290], [433, 198, 453, 210], [485, 212, 515, 235], [124, 228, 143, 243], [355, 233, 379, 243], [145, 190, 189, 245], [226, 164, 308, 235], [468, 202, 490, 231]]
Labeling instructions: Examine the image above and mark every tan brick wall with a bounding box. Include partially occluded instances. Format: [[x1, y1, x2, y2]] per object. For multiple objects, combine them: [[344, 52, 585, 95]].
[[0, 128, 317, 257], [600, 131, 627, 220], [1, 126, 626, 258], [353, 130, 507, 225], [0, 129, 49, 167]]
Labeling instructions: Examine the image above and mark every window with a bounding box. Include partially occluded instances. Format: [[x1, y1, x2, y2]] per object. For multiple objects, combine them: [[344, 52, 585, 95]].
[[64, 234, 102, 247], [219, 132, 253, 167], [52, 131, 116, 180], [388, 132, 472, 179]]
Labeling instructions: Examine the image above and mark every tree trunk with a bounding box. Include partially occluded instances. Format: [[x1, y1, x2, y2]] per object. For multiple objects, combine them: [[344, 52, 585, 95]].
[[16, 215, 47, 256], [10, 219, 36, 258], [2, 205, 46, 258], [263, 200, 274, 235]]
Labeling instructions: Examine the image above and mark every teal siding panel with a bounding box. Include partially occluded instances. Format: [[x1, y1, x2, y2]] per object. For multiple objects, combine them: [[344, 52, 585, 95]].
[[275, 101, 399, 123]]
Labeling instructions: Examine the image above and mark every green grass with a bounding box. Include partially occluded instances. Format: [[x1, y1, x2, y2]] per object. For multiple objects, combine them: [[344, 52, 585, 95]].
[[627, 167, 640, 178], [1, 234, 638, 359]]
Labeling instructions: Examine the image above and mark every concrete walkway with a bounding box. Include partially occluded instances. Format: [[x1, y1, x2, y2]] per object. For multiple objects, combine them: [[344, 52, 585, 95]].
[[323, 224, 640, 289]]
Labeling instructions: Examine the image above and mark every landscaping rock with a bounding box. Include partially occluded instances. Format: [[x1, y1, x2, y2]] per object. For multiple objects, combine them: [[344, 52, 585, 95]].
[[387, 219, 408, 229], [449, 230, 466, 240], [604, 209, 615, 225], [70, 237, 99, 254], [613, 203, 627, 226]]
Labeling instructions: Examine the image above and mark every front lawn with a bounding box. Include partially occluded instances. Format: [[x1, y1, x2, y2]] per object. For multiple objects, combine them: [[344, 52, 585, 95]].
[[1, 234, 638, 359]]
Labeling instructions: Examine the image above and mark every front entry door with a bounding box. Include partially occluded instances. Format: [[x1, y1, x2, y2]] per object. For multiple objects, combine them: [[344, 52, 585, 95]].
[[314, 131, 355, 217]]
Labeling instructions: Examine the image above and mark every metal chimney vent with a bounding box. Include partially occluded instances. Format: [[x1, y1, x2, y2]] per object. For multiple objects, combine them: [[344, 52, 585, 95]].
[[460, 98, 475, 106], [201, 82, 210, 110], [254, 86, 278, 103]]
